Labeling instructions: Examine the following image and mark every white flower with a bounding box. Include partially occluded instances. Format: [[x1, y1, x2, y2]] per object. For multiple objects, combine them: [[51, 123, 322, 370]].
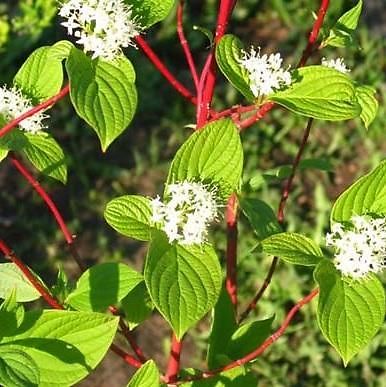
[[321, 57, 350, 74], [0, 85, 47, 134], [238, 47, 292, 99], [326, 215, 386, 279], [59, 0, 141, 60], [151, 181, 218, 245]]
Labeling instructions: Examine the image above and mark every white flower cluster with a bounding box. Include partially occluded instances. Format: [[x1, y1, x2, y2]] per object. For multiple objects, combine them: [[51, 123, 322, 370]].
[[326, 215, 386, 279], [238, 47, 292, 99], [151, 181, 218, 245], [59, 0, 140, 60], [321, 57, 350, 74], [0, 86, 47, 134]]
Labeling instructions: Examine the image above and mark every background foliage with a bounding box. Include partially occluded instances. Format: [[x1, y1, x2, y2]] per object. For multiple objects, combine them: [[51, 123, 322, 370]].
[[1, 0, 385, 385]]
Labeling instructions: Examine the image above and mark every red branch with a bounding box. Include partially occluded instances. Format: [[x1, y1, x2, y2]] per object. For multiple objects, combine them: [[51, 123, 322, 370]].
[[178, 288, 319, 384], [9, 154, 86, 271], [177, 1, 199, 90], [165, 334, 183, 384], [196, 0, 237, 127], [0, 239, 63, 309], [298, 0, 330, 67], [110, 344, 143, 369], [109, 306, 147, 364], [135, 36, 197, 105], [0, 85, 70, 139], [238, 102, 275, 130], [225, 193, 238, 308], [239, 118, 314, 323]]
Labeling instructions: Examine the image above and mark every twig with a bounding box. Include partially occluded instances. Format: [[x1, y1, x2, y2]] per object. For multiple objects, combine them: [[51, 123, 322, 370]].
[[177, 1, 199, 90], [196, 0, 237, 127], [135, 36, 197, 105], [0, 239, 63, 309], [165, 334, 183, 384], [0, 85, 70, 139], [110, 344, 143, 369], [238, 102, 275, 130], [239, 118, 314, 323], [298, 0, 330, 67], [225, 193, 238, 308], [9, 154, 86, 271], [177, 288, 319, 384]]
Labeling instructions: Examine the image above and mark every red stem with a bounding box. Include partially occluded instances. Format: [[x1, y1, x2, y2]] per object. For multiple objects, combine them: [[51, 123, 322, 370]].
[[0, 239, 63, 309], [178, 288, 319, 384], [177, 1, 199, 90], [210, 104, 257, 121], [196, 0, 236, 127], [238, 102, 275, 130], [298, 0, 330, 67], [9, 154, 86, 271], [110, 344, 143, 369], [225, 193, 238, 308], [135, 36, 197, 105], [0, 85, 69, 139], [165, 334, 183, 383], [239, 118, 314, 323], [119, 318, 147, 363]]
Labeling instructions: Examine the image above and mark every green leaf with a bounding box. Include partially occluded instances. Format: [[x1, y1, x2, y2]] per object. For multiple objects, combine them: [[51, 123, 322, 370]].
[[239, 198, 282, 241], [0, 263, 41, 302], [167, 119, 243, 199], [356, 85, 378, 129], [104, 195, 152, 241], [130, 0, 175, 28], [127, 360, 160, 387], [21, 132, 67, 183], [216, 34, 255, 101], [66, 262, 142, 312], [66, 48, 137, 151], [270, 66, 361, 121], [14, 45, 65, 102], [0, 348, 39, 387], [331, 160, 386, 222], [261, 232, 323, 266], [314, 259, 385, 364], [144, 231, 222, 339], [207, 287, 237, 369], [0, 289, 25, 337], [324, 0, 363, 48], [121, 281, 153, 330], [226, 316, 274, 360], [0, 310, 119, 386]]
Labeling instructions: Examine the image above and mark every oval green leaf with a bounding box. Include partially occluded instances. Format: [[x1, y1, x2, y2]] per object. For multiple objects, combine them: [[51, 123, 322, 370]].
[[104, 195, 152, 241], [167, 118, 243, 199], [270, 66, 361, 121], [0, 310, 119, 386], [66, 48, 137, 151], [216, 34, 255, 101], [314, 259, 385, 365], [331, 160, 386, 222], [261, 232, 323, 266], [144, 231, 222, 339], [0, 263, 41, 302], [66, 262, 143, 312], [22, 132, 67, 183]]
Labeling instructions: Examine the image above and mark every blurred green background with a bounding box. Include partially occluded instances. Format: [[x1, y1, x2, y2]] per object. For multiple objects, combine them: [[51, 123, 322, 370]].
[[1, 0, 385, 386]]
